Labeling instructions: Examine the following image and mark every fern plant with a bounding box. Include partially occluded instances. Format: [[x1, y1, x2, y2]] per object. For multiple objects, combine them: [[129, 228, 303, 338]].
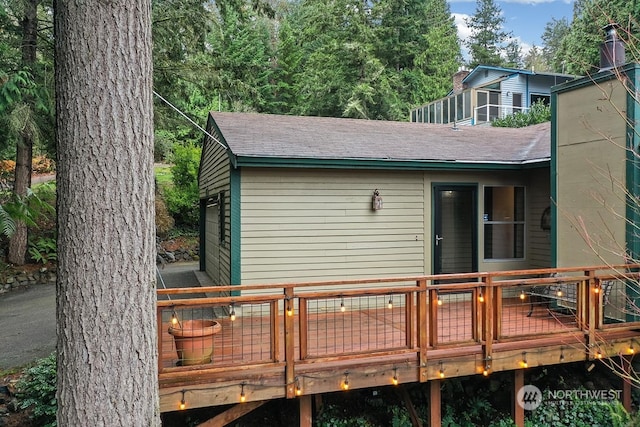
[[16, 353, 57, 427]]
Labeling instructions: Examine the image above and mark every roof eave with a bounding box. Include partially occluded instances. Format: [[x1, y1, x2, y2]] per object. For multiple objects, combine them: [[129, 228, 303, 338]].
[[234, 156, 550, 171]]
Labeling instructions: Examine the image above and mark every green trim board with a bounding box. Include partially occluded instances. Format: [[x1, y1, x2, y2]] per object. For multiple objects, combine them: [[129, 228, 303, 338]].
[[229, 166, 241, 296], [550, 91, 558, 268], [234, 156, 549, 172]]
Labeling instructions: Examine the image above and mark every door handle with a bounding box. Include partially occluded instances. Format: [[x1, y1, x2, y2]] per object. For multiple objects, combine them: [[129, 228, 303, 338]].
[[435, 235, 444, 246]]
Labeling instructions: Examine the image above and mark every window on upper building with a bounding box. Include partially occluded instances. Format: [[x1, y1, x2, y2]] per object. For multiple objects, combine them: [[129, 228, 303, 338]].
[[530, 94, 550, 106], [512, 93, 522, 113], [483, 186, 525, 260]]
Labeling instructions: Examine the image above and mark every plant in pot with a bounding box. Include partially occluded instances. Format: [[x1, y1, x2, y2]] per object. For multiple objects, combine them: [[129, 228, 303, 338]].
[[168, 315, 222, 366]]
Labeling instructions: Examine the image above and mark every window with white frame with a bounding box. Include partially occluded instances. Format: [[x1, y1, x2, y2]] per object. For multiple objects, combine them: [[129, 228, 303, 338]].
[[483, 186, 525, 260]]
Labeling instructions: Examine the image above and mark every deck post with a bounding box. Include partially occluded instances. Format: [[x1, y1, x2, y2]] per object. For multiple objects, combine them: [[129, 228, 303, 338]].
[[299, 395, 312, 427], [430, 380, 441, 426], [285, 288, 296, 398], [513, 369, 524, 427], [622, 356, 632, 412], [417, 279, 428, 382]]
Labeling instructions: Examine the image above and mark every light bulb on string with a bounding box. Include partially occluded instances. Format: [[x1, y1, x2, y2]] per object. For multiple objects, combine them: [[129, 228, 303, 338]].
[[179, 390, 186, 410], [392, 368, 399, 386], [230, 304, 236, 322], [388, 296, 393, 309], [340, 298, 346, 313], [437, 292, 443, 306], [520, 290, 526, 300], [439, 362, 445, 379], [342, 373, 350, 391], [295, 377, 302, 396], [240, 384, 246, 403]]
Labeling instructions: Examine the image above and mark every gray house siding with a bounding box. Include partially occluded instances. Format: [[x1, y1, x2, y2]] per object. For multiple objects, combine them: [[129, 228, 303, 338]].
[[199, 119, 232, 285]]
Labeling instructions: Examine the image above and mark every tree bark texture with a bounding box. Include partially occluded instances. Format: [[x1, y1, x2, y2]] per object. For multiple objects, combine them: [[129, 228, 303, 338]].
[[7, 0, 38, 265], [55, 1, 159, 425]]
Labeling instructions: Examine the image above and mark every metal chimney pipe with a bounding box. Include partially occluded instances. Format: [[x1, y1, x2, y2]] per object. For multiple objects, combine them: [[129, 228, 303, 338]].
[[600, 23, 626, 71]]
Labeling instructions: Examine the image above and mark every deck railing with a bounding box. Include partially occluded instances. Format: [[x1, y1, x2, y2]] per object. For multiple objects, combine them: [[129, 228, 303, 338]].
[[157, 265, 640, 395]]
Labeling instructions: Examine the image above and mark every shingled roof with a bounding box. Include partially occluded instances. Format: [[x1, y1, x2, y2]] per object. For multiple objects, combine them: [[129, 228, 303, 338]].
[[208, 112, 550, 168]]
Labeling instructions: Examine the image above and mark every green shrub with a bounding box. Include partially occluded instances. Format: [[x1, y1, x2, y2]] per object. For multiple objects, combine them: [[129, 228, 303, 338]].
[[162, 143, 201, 228], [492, 101, 550, 128], [170, 144, 201, 190], [154, 129, 177, 162], [17, 353, 57, 427], [528, 388, 631, 427], [28, 236, 57, 264]]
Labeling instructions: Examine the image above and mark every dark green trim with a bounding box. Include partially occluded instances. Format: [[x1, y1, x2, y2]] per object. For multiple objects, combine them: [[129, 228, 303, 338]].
[[624, 67, 640, 321], [431, 183, 479, 274], [552, 63, 640, 95], [234, 156, 548, 171], [230, 167, 242, 295], [199, 198, 206, 271], [550, 91, 558, 268], [625, 66, 640, 262]]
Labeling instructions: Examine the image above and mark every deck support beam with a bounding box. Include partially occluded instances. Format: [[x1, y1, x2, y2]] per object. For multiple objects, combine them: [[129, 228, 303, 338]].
[[513, 370, 524, 427], [299, 395, 312, 427], [622, 356, 633, 412], [430, 380, 441, 427]]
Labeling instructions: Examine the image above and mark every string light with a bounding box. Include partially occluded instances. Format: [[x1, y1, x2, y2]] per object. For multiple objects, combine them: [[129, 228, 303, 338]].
[[230, 304, 236, 322], [340, 298, 346, 313], [596, 350, 603, 359], [179, 390, 186, 410], [437, 292, 443, 306], [560, 348, 565, 362], [483, 364, 490, 376], [295, 378, 302, 396], [521, 352, 528, 369], [478, 291, 485, 303], [286, 301, 293, 317], [171, 309, 179, 326], [392, 368, 399, 386], [342, 373, 350, 391], [240, 384, 246, 403], [520, 290, 526, 300], [388, 296, 393, 309], [439, 362, 445, 379], [594, 284, 601, 294], [556, 289, 563, 297], [629, 343, 635, 355]]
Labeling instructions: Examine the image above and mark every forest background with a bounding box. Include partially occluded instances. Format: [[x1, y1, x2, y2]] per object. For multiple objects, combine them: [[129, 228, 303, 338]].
[[0, 0, 638, 264]]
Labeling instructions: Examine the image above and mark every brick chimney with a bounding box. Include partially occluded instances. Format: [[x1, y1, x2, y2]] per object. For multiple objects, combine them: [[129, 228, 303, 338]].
[[452, 69, 470, 94]]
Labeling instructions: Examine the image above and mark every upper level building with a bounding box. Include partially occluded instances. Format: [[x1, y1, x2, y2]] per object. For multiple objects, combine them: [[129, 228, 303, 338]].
[[410, 65, 577, 126]]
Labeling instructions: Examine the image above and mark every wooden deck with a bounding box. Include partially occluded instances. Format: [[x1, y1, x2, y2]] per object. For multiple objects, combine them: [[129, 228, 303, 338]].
[[157, 265, 640, 414]]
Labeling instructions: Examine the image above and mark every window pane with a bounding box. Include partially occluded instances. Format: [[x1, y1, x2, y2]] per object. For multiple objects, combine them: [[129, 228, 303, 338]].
[[463, 91, 471, 119], [456, 94, 463, 121], [483, 186, 525, 260], [477, 92, 487, 122], [442, 99, 449, 124], [484, 224, 524, 259]]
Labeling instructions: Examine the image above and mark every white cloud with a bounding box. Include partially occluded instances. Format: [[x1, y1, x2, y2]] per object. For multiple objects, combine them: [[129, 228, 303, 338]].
[[453, 12, 472, 41]]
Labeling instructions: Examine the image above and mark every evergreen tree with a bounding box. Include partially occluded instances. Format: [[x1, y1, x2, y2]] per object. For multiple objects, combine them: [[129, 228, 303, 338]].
[[523, 45, 548, 72], [504, 39, 523, 68], [558, 0, 639, 75], [465, 0, 511, 68], [541, 17, 570, 73]]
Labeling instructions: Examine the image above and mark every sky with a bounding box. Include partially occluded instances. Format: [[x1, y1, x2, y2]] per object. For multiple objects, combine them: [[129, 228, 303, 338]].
[[448, 0, 575, 56]]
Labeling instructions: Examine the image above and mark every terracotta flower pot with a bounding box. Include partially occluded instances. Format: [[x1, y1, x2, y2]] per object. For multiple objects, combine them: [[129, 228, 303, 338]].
[[168, 319, 222, 366]]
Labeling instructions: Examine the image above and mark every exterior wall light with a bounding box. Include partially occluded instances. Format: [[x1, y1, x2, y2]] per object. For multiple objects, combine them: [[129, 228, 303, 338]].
[[372, 189, 383, 211]]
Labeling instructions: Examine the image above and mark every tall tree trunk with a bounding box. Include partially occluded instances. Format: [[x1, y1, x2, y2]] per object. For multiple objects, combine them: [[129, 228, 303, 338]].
[[7, 0, 38, 265], [55, 1, 159, 425]]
